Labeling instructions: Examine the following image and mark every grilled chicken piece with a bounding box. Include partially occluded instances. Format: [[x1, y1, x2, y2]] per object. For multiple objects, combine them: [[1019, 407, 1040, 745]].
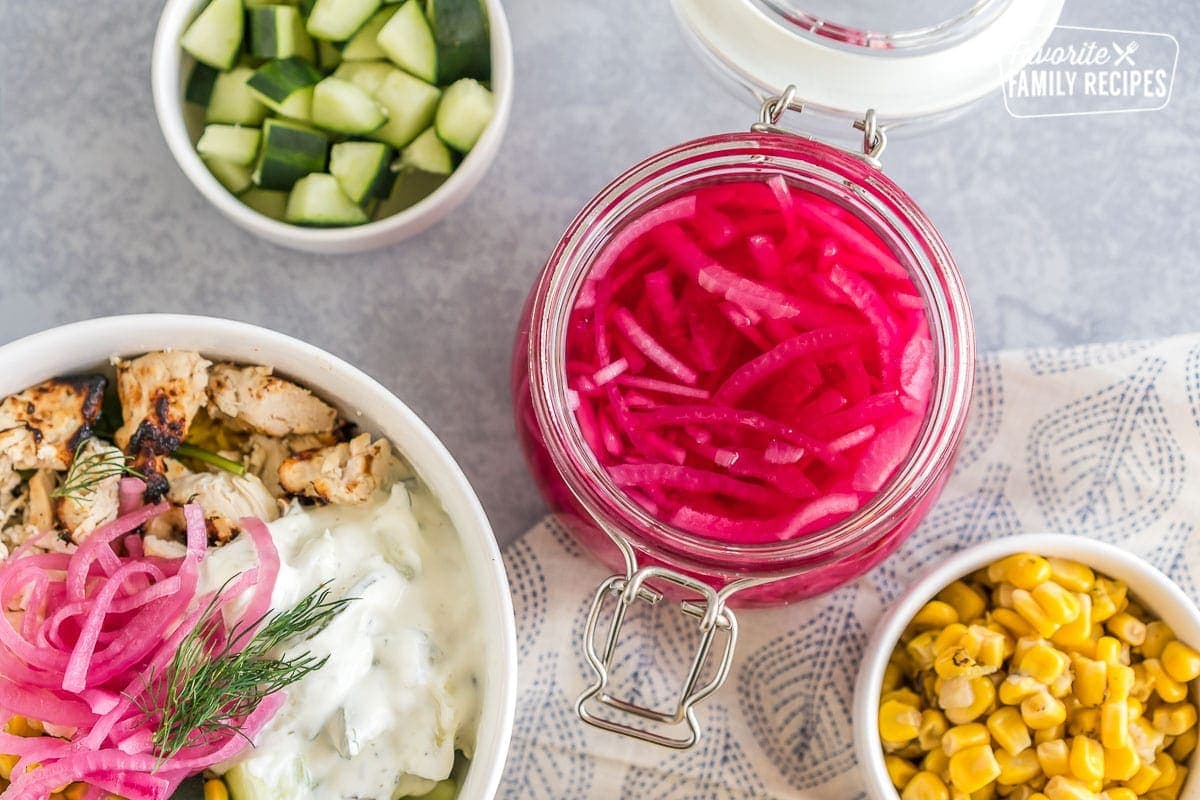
[[168, 470, 280, 546], [114, 351, 211, 500], [24, 469, 57, 534], [278, 433, 394, 505], [0, 376, 106, 470], [55, 439, 122, 543], [207, 364, 338, 438]]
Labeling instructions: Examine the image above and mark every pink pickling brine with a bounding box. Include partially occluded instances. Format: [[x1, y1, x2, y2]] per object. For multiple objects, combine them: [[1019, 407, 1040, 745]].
[[563, 177, 934, 544]]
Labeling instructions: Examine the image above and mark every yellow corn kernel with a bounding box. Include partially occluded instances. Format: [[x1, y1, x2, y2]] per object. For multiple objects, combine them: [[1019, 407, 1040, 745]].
[[974, 632, 1008, 671], [1019, 644, 1071, 685], [1131, 663, 1155, 703], [1028, 795, 1052, 800], [887, 754, 920, 789], [1095, 637, 1126, 667], [936, 624, 971, 654], [1168, 726, 1196, 761], [884, 660, 906, 692], [1105, 789, 1137, 800], [203, 780, 229, 800], [919, 709, 950, 751], [1103, 744, 1141, 782], [988, 707, 1033, 756], [1046, 558, 1095, 593], [1129, 716, 1166, 761], [1035, 739, 1070, 778], [1106, 613, 1147, 647], [1013, 590, 1062, 639], [1067, 736, 1104, 784], [995, 748, 1041, 786], [946, 677, 998, 725], [989, 554, 1052, 590], [1107, 664, 1135, 703], [943, 724, 991, 756], [913, 600, 962, 631], [1161, 640, 1200, 683], [1152, 703, 1198, 736], [1042, 775, 1096, 800], [1126, 696, 1144, 720], [1144, 659, 1189, 703], [1068, 708, 1100, 737], [995, 583, 1017, 610], [1035, 724, 1068, 746], [0, 754, 17, 781], [1125, 760, 1163, 794], [1022, 691, 1068, 731], [1142, 621, 1176, 659], [940, 581, 989, 624], [1033, 582, 1082, 626], [948, 744, 1001, 794], [1000, 674, 1043, 706], [1069, 654, 1107, 707], [1153, 763, 1188, 800], [881, 698, 924, 744], [909, 631, 941, 669], [924, 747, 951, 777], [884, 688, 925, 708], [994, 608, 1037, 638], [936, 646, 989, 680], [1051, 594, 1093, 652], [1148, 752, 1177, 791], [1100, 701, 1130, 750], [902, 771, 951, 800]]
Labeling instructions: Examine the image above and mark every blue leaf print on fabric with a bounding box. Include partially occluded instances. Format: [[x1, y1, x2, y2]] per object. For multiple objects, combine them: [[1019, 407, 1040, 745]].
[[499, 650, 595, 800], [869, 463, 1016, 601], [738, 590, 866, 789], [545, 516, 585, 558], [956, 353, 1004, 472], [502, 536, 548, 662], [1185, 343, 1200, 433], [1146, 522, 1199, 599], [620, 706, 767, 799], [1025, 340, 1150, 376], [1027, 358, 1183, 541]]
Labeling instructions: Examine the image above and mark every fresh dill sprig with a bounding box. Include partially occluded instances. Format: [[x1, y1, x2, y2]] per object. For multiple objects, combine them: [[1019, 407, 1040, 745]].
[[139, 579, 355, 763], [175, 442, 247, 476], [51, 438, 143, 501]]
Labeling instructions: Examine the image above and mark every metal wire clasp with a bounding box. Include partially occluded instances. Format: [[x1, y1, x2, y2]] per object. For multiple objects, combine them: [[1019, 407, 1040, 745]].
[[751, 84, 888, 167], [576, 533, 740, 749]]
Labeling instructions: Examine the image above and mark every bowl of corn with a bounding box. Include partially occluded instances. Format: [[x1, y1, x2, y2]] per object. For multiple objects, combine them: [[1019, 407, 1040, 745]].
[[853, 534, 1200, 800]]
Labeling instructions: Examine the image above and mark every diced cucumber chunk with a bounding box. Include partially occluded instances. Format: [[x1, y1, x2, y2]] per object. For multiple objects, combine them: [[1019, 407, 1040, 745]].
[[317, 39, 343, 71], [426, 0, 490, 83], [203, 156, 254, 194], [181, 0, 244, 70], [306, 0, 381, 41], [340, 6, 397, 61], [286, 173, 370, 225], [197, 124, 262, 165], [398, 126, 452, 174], [224, 756, 313, 800], [185, 62, 219, 106], [241, 187, 289, 219], [205, 67, 271, 125], [247, 56, 323, 119], [247, 5, 315, 62], [434, 77, 492, 152], [377, 0, 436, 83], [253, 118, 329, 189], [330, 141, 396, 203], [332, 61, 393, 94], [370, 68, 441, 149], [311, 77, 387, 134], [372, 167, 445, 219]]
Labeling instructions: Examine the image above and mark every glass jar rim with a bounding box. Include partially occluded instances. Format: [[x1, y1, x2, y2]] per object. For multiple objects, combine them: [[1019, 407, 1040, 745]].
[[527, 131, 975, 581]]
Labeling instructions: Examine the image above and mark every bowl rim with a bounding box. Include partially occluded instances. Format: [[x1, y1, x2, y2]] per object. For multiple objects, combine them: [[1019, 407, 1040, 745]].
[[0, 314, 518, 799], [150, 0, 514, 250], [852, 532, 1200, 800]]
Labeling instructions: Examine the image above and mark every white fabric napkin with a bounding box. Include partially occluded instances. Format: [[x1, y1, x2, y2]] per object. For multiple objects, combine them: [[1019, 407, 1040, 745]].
[[498, 334, 1200, 799]]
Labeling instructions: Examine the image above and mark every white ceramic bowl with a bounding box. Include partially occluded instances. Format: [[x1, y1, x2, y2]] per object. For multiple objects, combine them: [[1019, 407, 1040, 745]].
[[854, 533, 1200, 800], [151, 0, 513, 253], [0, 314, 517, 799]]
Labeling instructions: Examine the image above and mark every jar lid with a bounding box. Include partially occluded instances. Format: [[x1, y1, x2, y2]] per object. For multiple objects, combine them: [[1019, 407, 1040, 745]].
[[671, 0, 1065, 124]]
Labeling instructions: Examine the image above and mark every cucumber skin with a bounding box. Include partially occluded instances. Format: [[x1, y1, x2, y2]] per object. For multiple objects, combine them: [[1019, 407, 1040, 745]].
[[330, 141, 396, 203], [426, 0, 490, 83], [254, 120, 329, 190], [185, 62, 219, 106], [247, 56, 323, 104]]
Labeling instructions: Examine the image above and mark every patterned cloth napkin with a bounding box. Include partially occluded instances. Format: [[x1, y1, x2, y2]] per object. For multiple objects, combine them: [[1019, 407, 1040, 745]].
[[497, 334, 1200, 799]]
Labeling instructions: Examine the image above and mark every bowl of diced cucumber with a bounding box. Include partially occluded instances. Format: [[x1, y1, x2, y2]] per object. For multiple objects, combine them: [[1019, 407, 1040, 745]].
[[152, 0, 512, 252]]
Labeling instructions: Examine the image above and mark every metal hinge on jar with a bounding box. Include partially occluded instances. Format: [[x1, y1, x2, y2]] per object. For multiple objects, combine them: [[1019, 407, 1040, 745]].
[[751, 84, 888, 167]]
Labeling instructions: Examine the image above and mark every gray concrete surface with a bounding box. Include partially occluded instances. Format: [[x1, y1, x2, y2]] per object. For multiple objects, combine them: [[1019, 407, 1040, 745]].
[[1, 0, 1197, 547]]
